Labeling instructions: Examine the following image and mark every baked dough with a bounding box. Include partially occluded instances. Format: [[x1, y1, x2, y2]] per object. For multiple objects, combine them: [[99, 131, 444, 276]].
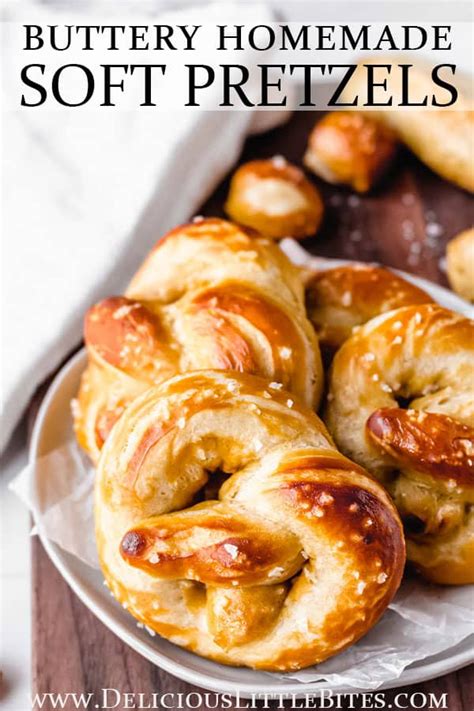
[[305, 263, 432, 349], [446, 228, 474, 302], [304, 112, 396, 193], [96, 370, 405, 670], [225, 157, 324, 239], [325, 304, 474, 584], [341, 59, 474, 193], [74, 218, 322, 462]]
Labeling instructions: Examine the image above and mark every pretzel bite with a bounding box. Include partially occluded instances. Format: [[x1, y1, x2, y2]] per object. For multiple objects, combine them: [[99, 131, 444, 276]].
[[446, 228, 474, 302], [224, 157, 324, 240], [326, 304, 474, 584], [74, 218, 322, 463], [96, 370, 405, 670], [305, 263, 433, 350], [304, 113, 396, 193]]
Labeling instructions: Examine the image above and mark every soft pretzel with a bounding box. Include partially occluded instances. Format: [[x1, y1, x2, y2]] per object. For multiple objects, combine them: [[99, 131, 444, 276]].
[[304, 113, 396, 193], [74, 218, 322, 463], [341, 59, 474, 193], [224, 157, 324, 240], [305, 263, 433, 349], [446, 228, 474, 302], [96, 370, 405, 671], [325, 304, 474, 584]]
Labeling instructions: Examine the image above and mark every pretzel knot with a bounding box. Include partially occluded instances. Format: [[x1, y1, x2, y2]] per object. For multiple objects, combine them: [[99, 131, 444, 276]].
[[326, 304, 474, 585], [75, 218, 322, 463], [96, 371, 404, 671]]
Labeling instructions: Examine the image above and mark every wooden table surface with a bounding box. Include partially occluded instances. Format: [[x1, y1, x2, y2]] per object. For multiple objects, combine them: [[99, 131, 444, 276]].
[[32, 112, 474, 710]]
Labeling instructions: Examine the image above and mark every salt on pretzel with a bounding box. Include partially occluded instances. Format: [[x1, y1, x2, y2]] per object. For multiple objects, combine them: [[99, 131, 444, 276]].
[[74, 218, 322, 463], [96, 370, 405, 670], [305, 263, 433, 350], [326, 304, 474, 584]]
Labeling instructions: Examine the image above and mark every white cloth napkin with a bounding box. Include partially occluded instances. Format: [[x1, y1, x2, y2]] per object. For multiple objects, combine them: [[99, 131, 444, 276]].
[[1, 1, 291, 453]]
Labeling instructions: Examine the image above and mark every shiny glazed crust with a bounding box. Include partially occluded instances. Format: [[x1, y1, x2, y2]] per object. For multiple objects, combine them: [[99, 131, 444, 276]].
[[74, 218, 323, 463], [305, 263, 433, 349], [446, 229, 474, 302], [225, 158, 324, 240], [303, 113, 396, 193], [325, 304, 474, 584], [95, 370, 405, 671]]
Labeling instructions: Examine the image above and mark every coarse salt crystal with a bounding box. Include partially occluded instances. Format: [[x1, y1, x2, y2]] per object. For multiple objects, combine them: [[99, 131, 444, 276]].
[[272, 154, 287, 168], [268, 566, 285, 578], [279, 346, 292, 360], [269, 382, 283, 390], [223, 543, 239, 559]]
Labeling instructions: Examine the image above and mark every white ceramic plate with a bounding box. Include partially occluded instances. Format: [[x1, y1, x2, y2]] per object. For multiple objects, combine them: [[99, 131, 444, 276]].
[[29, 266, 474, 698]]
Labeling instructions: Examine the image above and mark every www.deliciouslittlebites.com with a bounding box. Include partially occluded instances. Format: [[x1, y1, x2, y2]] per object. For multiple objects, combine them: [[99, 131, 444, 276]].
[[29, 688, 450, 710]]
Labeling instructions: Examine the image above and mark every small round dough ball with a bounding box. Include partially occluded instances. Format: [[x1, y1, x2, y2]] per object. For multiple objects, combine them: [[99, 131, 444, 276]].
[[304, 112, 397, 193], [225, 157, 324, 240]]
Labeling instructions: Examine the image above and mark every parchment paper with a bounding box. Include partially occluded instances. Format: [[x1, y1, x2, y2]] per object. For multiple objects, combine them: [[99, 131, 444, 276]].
[[11, 434, 473, 689]]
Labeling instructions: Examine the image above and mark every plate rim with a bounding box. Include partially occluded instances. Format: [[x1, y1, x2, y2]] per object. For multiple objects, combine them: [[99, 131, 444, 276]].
[[29, 263, 474, 697]]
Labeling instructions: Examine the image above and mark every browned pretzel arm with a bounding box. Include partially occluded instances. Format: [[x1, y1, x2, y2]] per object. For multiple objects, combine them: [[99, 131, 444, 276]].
[[305, 264, 433, 349], [367, 408, 474, 484]]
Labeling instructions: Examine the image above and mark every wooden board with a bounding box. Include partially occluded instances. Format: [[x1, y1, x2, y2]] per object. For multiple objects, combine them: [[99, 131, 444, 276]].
[[31, 111, 474, 710]]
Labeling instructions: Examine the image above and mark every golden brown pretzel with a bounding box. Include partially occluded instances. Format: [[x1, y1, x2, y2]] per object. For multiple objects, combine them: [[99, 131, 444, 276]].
[[325, 304, 474, 584], [305, 263, 433, 349], [303, 113, 396, 193], [225, 158, 324, 240], [74, 218, 322, 463], [446, 228, 474, 302], [96, 370, 405, 670]]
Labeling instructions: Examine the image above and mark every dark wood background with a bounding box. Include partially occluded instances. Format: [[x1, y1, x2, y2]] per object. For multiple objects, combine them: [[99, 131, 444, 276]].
[[32, 112, 474, 710]]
